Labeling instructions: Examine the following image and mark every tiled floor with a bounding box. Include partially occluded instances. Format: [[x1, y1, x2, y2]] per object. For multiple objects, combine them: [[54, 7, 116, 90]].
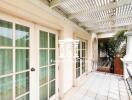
[[63, 72, 130, 100]]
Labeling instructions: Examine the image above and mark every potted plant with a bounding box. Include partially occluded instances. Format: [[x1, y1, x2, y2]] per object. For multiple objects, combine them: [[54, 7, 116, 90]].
[[98, 30, 127, 73]]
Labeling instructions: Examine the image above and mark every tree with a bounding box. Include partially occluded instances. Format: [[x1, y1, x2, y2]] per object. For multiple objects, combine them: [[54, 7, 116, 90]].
[[98, 30, 127, 73]]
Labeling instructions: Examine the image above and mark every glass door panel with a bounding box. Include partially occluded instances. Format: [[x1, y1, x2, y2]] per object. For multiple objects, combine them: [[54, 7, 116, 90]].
[[15, 24, 29, 47], [39, 31, 56, 100], [15, 24, 30, 100], [76, 58, 80, 78], [40, 85, 48, 100], [76, 40, 86, 78], [0, 20, 13, 100], [40, 31, 48, 48], [82, 58, 85, 73], [81, 42, 86, 74], [0, 19, 31, 100], [40, 50, 48, 66], [76, 41, 81, 78], [0, 76, 13, 100], [49, 65, 55, 81], [49, 50, 55, 64], [49, 80, 55, 97], [16, 49, 29, 72], [49, 33, 56, 98], [39, 67, 48, 85], [0, 20, 13, 46], [16, 72, 29, 97], [49, 33, 55, 48], [0, 49, 13, 75], [39, 30, 48, 100]]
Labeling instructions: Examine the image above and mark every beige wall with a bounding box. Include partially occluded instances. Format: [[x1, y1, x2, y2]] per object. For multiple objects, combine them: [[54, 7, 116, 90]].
[[0, 0, 94, 98]]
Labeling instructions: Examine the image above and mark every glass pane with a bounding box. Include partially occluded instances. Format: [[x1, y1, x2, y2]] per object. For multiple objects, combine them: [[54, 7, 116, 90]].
[[83, 42, 86, 49], [49, 33, 55, 48], [76, 59, 80, 68], [39, 67, 48, 85], [82, 67, 85, 74], [49, 50, 55, 64], [82, 58, 85, 73], [40, 85, 48, 100], [40, 50, 48, 67], [78, 42, 80, 49], [16, 49, 29, 72], [15, 24, 29, 47], [49, 81, 55, 97], [82, 42, 86, 49], [82, 50, 85, 57], [76, 68, 80, 78], [40, 31, 48, 48], [0, 49, 13, 75], [16, 94, 29, 100], [78, 50, 80, 58], [0, 76, 13, 100], [0, 20, 13, 46], [16, 72, 29, 97], [49, 65, 55, 81]]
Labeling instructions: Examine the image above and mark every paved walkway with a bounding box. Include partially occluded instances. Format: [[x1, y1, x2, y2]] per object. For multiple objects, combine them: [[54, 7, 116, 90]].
[[63, 72, 130, 100]]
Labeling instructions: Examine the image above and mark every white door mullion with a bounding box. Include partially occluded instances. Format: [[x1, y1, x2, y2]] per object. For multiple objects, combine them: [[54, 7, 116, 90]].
[[36, 25, 40, 100], [79, 41, 82, 77], [30, 24, 38, 100], [55, 33, 58, 100], [48, 32, 50, 100], [13, 22, 16, 100]]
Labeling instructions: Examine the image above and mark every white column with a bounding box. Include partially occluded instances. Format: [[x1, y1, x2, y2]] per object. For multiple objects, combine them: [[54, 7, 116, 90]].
[[121, 31, 132, 79]]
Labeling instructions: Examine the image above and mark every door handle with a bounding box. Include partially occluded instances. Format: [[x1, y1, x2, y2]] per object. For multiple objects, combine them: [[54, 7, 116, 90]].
[[31, 68, 35, 71]]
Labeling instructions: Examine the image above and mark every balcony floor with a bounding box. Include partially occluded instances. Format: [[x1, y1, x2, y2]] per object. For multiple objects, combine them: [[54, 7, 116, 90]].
[[63, 72, 130, 100]]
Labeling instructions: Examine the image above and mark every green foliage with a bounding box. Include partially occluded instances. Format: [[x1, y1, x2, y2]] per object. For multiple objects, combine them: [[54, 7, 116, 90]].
[[99, 30, 127, 59]]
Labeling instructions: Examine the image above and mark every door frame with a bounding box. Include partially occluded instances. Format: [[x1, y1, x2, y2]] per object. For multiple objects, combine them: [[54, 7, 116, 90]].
[[0, 12, 36, 100], [75, 37, 87, 81], [0, 12, 59, 100], [35, 25, 59, 100]]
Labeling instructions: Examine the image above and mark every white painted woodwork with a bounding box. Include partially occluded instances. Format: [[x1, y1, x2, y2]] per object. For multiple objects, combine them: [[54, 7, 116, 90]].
[[48, 0, 132, 33]]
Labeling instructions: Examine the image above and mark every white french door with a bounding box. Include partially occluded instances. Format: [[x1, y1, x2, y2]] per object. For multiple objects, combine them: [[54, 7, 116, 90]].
[[36, 26, 57, 100], [0, 14, 58, 100], [0, 17, 34, 100], [76, 39, 87, 78]]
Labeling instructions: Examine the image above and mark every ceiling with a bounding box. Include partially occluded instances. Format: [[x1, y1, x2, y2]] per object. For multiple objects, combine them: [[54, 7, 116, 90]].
[[44, 0, 132, 33]]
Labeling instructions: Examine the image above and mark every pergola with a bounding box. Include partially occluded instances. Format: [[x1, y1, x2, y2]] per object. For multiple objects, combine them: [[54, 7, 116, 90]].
[[44, 0, 132, 33]]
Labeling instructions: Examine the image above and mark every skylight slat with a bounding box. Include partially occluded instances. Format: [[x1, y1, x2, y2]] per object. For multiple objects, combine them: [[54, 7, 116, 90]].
[[54, 0, 132, 32], [123, 5, 127, 15], [119, 6, 121, 16], [121, 6, 124, 15], [98, 0, 102, 7], [127, 4, 131, 14]]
